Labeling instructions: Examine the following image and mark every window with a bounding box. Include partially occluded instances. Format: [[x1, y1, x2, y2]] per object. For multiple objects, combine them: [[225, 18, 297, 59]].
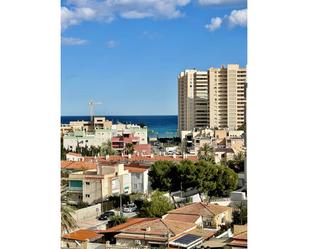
[[86, 182, 90, 185], [85, 194, 90, 198], [133, 184, 137, 189]]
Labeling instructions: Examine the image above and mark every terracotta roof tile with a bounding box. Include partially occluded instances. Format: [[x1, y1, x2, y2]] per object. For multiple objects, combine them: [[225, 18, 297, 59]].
[[61, 161, 96, 170], [62, 230, 102, 241], [101, 218, 157, 233], [169, 202, 231, 217], [124, 166, 148, 173], [161, 219, 196, 236], [164, 214, 200, 223]]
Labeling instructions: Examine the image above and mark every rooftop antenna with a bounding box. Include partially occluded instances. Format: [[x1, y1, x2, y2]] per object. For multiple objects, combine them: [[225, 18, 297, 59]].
[[88, 100, 102, 122]]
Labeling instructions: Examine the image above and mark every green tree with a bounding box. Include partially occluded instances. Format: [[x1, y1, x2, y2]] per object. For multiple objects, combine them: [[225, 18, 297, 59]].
[[208, 165, 238, 198], [139, 191, 174, 218], [100, 140, 116, 156], [232, 202, 247, 225], [109, 214, 127, 227], [61, 137, 68, 160], [148, 161, 176, 192], [194, 160, 218, 200], [198, 144, 215, 162], [61, 187, 77, 233], [226, 151, 246, 173], [124, 143, 134, 155], [173, 160, 197, 192]]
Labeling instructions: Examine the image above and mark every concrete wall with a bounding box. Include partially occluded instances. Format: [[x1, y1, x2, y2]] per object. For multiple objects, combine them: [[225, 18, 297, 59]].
[[83, 179, 102, 204], [72, 204, 102, 222]]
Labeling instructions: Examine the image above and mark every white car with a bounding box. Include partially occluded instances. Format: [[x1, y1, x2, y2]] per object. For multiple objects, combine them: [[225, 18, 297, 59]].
[[123, 203, 137, 213]]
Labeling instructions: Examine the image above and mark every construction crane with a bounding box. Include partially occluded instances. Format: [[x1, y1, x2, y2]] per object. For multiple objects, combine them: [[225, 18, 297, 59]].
[[88, 100, 102, 122]]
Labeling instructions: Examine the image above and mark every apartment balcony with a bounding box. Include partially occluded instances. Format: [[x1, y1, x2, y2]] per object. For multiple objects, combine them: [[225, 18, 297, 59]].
[[68, 186, 83, 192]]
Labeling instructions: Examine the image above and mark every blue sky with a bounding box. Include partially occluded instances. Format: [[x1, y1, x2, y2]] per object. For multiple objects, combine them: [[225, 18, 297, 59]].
[[61, 0, 247, 116]]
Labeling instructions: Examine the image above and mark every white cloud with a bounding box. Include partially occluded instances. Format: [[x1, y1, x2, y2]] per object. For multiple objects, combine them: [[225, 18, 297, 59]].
[[205, 8, 247, 31], [61, 6, 97, 31], [106, 40, 118, 48], [227, 8, 247, 27], [61, 37, 88, 45], [198, 0, 246, 5], [205, 17, 223, 31], [61, 0, 191, 30]]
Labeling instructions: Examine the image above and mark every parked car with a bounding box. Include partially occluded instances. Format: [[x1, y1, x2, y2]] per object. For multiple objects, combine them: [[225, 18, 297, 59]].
[[123, 203, 137, 213], [98, 211, 115, 220]]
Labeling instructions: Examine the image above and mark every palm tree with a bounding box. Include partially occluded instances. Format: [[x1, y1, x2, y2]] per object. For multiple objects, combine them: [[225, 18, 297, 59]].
[[198, 144, 215, 162], [124, 143, 134, 155], [61, 186, 78, 234]]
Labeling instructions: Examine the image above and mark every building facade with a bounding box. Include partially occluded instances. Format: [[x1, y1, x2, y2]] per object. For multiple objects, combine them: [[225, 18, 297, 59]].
[[178, 64, 246, 132]]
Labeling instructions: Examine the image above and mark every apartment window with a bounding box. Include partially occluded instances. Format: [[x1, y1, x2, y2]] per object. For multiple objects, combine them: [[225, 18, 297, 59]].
[[85, 194, 90, 198], [86, 182, 90, 185], [133, 184, 137, 189]]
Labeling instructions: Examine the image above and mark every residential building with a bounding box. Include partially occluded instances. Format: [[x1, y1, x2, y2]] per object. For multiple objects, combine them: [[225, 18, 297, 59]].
[[114, 218, 198, 248], [178, 69, 209, 131], [209, 64, 246, 130], [65, 162, 150, 204], [61, 229, 103, 248], [226, 224, 247, 248], [214, 148, 235, 164], [125, 165, 149, 194], [167, 202, 233, 230], [178, 64, 246, 132], [66, 152, 84, 161], [63, 123, 147, 151]]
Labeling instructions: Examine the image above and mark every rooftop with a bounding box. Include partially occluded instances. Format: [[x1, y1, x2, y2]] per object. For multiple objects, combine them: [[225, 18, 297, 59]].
[[62, 229, 102, 241], [61, 161, 97, 170], [169, 202, 231, 217]]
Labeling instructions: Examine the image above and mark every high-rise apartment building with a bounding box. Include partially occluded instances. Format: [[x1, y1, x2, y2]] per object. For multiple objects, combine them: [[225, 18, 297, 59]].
[[178, 64, 246, 132], [178, 69, 209, 131]]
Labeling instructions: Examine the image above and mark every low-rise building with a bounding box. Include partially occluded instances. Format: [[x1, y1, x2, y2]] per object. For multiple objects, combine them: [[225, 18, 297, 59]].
[[114, 218, 198, 248], [167, 202, 233, 230], [66, 152, 84, 161], [226, 224, 247, 248], [63, 123, 147, 151], [61, 229, 103, 249], [214, 148, 235, 164], [64, 162, 150, 205]]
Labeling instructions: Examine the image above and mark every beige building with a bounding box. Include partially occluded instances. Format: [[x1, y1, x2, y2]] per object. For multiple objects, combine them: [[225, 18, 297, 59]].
[[178, 64, 246, 132], [178, 69, 209, 131]]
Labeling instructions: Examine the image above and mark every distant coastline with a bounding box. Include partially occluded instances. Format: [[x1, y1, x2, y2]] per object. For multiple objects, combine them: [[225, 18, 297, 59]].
[[61, 115, 178, 138]]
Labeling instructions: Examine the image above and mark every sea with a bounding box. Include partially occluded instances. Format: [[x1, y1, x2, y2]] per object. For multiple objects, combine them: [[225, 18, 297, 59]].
[[61, 115, 178, 138]]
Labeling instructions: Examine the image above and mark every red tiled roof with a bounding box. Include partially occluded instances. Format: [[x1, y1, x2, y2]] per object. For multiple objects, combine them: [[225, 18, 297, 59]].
[[62, 230, 102, 241], [164, 214, 200, 224], [61, 161, 96, 170], [83, 155, 198, 163], [125, 166, 148, 173], [168, 202, 231, 217], [162, 219, 196, 236], [100, 218, 156, 233], [134, 144, 152, 155]]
